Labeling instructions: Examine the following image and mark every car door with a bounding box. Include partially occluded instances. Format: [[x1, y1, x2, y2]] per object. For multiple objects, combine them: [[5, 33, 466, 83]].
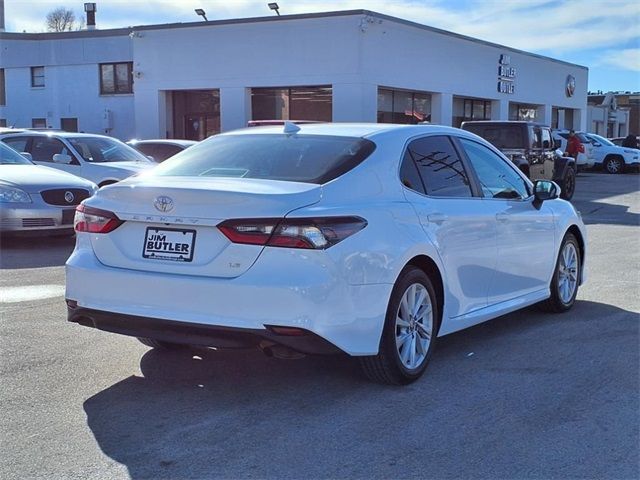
[[400, 135, 497, 317], [456, 137, 556, 305]]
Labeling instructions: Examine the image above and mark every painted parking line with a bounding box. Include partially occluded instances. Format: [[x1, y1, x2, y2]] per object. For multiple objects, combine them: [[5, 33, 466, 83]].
[[0, 285, 65, 304]]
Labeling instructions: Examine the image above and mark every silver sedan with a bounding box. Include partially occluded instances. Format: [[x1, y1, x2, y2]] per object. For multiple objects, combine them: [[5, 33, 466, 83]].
[[0, 142, 97, 235]]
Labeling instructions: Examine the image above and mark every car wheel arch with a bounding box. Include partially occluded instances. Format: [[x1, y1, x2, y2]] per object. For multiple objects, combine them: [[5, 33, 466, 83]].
[[403, 255, 444, 325], [565, 225, 585, 282]]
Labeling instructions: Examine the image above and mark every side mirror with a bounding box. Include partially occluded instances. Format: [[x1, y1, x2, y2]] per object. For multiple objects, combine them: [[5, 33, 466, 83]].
[[533, 180, 560, 209], [554, 149, 564, 158], [52, 153, 73, 164], [21, 152, 33, 162]]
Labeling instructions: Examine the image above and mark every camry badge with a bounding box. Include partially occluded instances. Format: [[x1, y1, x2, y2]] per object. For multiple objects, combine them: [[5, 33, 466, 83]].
[[154, 196, 174, 213], [64, 191, 75, 203]]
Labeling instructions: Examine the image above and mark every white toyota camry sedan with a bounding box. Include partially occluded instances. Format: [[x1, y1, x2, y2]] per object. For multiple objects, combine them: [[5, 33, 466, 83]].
[[66, 123, 587, 385]]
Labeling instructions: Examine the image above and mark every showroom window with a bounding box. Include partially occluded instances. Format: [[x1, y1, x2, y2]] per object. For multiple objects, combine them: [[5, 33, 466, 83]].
[[99, 62, 133, 94], [251, 86, 332, 122], [509, 103, 538, 121], [401, 135, 472, 197], [171, 89, 220, 140], [0, 119, 7, 128], [0, 69, 5, 105], [378, 88, 431, 124], [32, 118, 47, 128], [31, 66, 45, 88], [453, 98, 492, 127]]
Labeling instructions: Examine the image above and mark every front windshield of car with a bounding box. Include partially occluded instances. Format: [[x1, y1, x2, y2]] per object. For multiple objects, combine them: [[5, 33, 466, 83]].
[[589, 134, 614, 146], [150, 134, 376, 184], [68, 136, 151, 163], [0, 142, 32, 165]]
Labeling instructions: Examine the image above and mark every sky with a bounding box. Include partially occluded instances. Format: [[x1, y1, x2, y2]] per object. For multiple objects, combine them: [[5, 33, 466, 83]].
[[3, 0, 639, 93]]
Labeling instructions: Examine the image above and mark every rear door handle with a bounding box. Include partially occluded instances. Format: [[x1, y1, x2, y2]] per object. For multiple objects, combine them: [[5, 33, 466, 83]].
[[496, 213, 509, 222], [427, 213, 448, 224]]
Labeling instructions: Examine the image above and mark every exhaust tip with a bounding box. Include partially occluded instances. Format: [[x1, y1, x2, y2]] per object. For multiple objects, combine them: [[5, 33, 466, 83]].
[[258, 341, 305, 360]]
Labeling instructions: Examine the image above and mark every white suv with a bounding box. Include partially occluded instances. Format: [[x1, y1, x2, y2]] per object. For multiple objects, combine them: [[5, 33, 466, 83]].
[[0, 130, 155, 187], [552, 130, 595, 169], [585, 133, 640, 174]]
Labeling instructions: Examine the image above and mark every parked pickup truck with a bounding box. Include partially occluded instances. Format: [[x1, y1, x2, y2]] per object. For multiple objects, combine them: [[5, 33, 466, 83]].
[[461, 121, 576, 200]]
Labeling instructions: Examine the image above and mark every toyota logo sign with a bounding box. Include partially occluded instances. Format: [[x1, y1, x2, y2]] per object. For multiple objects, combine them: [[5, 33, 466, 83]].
[[154, 196, 174, 213], [64, 191, 75, 204]]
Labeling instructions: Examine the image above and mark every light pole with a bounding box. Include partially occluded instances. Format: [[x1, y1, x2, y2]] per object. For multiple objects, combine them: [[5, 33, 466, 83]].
[[268, 3, 280, 16]]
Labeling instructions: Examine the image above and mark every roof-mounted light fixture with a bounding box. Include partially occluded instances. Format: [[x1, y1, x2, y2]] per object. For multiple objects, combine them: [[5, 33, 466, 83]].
[[268, 3, 280, 16], [195, 8, 208, 21]]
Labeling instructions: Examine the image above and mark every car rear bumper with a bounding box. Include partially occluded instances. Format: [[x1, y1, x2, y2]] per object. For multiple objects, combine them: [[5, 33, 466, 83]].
[[65, 236, 393, 356], [67, 306, 343, 355]]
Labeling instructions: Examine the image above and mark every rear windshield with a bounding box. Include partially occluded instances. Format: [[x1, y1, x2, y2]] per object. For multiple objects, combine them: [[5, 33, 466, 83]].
[[463, 125, 524, 149], [150, 134, 376, 184]]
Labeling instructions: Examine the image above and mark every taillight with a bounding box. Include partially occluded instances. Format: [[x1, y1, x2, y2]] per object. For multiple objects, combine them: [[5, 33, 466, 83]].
[[74, 204, 123, 233], [218, 217, 367, 249]]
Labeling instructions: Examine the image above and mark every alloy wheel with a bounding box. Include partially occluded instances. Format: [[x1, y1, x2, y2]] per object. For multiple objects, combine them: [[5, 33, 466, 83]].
[[558, 242, 578, 304], [395, 283, 433, 370], [606, 158, 622, 174]]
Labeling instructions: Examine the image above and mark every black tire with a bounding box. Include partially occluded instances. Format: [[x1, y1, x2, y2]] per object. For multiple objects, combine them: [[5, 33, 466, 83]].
[[359, 266, 439, 385], [604, 156, 624, 174], [560, 167, 576, 200], [540, 233, 581, 313], [137, 337, 187, 350]]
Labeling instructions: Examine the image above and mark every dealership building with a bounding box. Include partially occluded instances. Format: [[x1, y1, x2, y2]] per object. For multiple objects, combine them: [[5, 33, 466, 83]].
[[0, 9, 588, 141]]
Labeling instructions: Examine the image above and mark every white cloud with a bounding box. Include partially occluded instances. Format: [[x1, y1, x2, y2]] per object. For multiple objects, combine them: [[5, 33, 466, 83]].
[[597, 48, 640, 71]]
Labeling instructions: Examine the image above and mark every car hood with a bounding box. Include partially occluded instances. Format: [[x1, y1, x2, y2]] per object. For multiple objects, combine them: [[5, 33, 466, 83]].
[[0, 164, 97, 193]]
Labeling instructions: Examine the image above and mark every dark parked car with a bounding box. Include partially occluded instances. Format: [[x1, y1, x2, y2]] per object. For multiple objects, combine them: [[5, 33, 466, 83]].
[[461, 121, 576, 200], [127, 139, 197, 162]]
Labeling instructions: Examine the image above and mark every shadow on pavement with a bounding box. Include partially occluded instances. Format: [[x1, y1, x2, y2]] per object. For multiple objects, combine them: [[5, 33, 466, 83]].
[[572, 173, 640, 227], [83, 300, 639, 479], [0, 234, 75, 269]]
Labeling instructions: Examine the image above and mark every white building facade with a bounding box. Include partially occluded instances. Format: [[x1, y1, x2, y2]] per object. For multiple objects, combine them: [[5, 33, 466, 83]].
[[0, 10, 588, 140]]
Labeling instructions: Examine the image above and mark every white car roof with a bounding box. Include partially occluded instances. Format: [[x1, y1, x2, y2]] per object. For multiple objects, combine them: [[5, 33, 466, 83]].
[[225, 122, 465, 139], [129, 139, 197, 147], [0, 130, 117, 140]]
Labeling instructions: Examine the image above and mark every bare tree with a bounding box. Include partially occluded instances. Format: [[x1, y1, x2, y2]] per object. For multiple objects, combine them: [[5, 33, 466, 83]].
[[45, 7, 78, 32]]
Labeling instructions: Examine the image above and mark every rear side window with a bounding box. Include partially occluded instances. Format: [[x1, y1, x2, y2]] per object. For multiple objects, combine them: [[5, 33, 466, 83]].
[[150, 144, 183, 161], [152, 134, 376, 184], [402, 135, 472, 197], [464, 124, 524, 149]]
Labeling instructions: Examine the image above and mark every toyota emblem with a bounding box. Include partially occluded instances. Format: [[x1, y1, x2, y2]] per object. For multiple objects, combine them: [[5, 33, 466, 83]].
[[64, 191, 75, 204], [154, 196, 174, 213]]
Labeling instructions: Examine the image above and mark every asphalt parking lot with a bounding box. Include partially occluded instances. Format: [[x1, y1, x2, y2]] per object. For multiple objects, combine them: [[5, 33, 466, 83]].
[[1, 172, 638, 480]]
